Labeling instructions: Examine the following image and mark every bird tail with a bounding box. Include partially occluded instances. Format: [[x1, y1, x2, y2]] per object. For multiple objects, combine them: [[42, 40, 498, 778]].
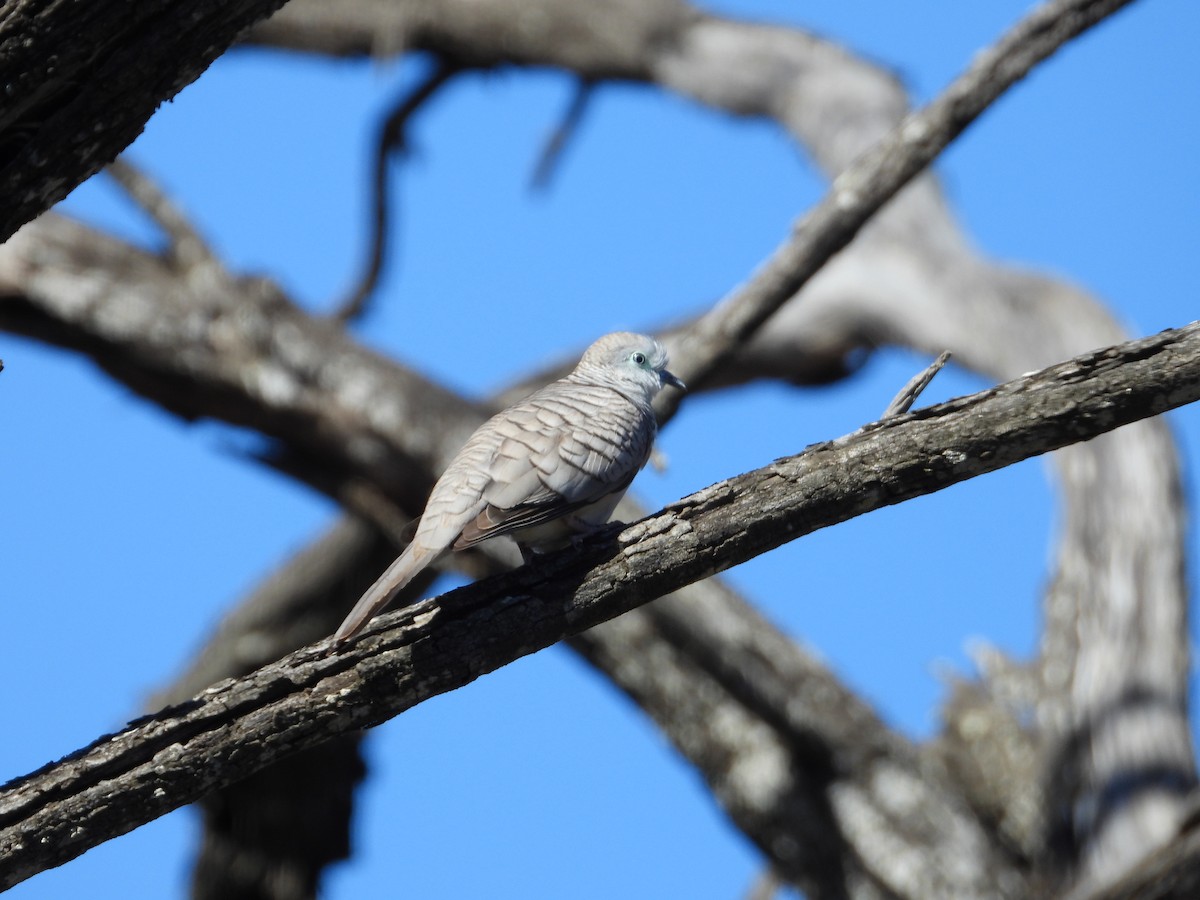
[[333, 543, 432, 644]]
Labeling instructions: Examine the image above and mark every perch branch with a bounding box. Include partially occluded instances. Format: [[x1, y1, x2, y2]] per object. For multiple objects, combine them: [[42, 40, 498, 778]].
[[2, 319, 1199, 890]]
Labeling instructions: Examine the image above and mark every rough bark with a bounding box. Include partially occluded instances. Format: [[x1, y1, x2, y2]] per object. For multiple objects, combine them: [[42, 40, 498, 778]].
[[250, 0, 1193, 891], [0, 0, 293, 243], [2, 320, 1198, 892], [0, 0, 1190, 896], [151, 519, 393, 900]]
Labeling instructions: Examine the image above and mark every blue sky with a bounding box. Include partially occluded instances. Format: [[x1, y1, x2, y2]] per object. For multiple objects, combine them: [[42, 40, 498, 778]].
[[3, 2, 1198, 897]]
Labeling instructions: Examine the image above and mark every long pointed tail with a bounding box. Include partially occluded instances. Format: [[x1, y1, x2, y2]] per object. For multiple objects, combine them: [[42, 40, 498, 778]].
[[334, 543, 432, 644]]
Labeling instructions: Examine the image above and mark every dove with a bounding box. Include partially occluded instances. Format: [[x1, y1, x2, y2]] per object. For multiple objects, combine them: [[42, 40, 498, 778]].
[[333, 332, 685, 644]]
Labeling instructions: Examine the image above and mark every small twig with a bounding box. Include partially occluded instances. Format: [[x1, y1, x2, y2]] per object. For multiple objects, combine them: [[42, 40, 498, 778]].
[[529, 78, 596, 190], [105, 157, 218, 271], [333, 59, 459, 323], [884, 350, 951, 418]]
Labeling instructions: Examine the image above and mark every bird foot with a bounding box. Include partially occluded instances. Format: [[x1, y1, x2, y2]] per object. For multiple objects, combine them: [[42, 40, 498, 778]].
[[568, 520, 626, 549]]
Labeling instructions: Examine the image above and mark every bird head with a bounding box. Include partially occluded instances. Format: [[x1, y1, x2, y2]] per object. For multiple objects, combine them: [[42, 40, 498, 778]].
[[577, 332, 686, 401]]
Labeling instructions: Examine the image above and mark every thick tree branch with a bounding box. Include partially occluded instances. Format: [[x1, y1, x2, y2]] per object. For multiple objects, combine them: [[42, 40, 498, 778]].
[[0, 0, 1183, 893], [0, 0, 293, 243], [573, 574, 1027, 900], [0, 214, 485, 508], [380, 0, 1189, 881], [2, 320, 1198, 890]]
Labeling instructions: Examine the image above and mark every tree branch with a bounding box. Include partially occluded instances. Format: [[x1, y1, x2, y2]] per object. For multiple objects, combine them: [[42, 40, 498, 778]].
[[529, 77, 597, 190], [572, 574, 1028, 899], [104, 157, 219, 273], [333, 57, 462, 322], [2, 320, 1198, 890], [0, 0, 1182, 892], [663, 0, 1136, 405], [0, 0, 293, 243], [0, 214, 486, 510]]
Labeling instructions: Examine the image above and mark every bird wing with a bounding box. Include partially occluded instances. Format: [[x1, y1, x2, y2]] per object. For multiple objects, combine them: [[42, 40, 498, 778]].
[[446, 382, 652, 550]]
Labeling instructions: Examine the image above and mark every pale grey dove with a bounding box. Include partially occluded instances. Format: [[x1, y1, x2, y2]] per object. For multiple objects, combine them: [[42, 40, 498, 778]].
[[333, 332, 685, 644]]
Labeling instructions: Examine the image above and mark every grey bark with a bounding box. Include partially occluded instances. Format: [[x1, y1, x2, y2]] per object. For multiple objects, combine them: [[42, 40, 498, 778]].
[[2, 319, 1198, 893], [250, 0, 1194, 893], [0, 0, 1191, 897]]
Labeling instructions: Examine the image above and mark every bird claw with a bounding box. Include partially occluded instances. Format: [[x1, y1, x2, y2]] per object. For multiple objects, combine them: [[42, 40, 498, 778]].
[[515, 520, 625, 563]]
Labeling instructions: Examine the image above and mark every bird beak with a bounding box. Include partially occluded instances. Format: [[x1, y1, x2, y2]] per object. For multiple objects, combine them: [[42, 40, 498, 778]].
[[661, 369, 686, 391]]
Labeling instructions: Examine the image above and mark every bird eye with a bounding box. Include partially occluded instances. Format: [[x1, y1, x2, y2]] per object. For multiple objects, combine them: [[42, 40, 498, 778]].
[[631, 351, 647, 366]]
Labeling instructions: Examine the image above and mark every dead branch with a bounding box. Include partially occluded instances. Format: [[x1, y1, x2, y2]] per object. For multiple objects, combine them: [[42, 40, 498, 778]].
[[529, 77, 597, 189], [0, 214, 485, 510], [334, 58, 462, 321], [664, 0, 1137, 402], [0, 0, 293, 243], [884, 351, 951, 418], [0, 0, 1184, 894], [1, 320, 1198, 891], [105, 157, 219, 272]]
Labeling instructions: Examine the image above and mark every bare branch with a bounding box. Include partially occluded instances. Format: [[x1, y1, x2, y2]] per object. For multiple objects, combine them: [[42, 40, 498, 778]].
[[576, 569, 1028, 898], [104, 157, 219, 272], [529, 78, 597, 190], [884, 351, 951, 418], [251, 0, 688, 78], [334, 58, 462, 322], [663, 0, 1135, 409], [0, 214, 486, 511], [2, 319, 1198, 890], [0, 0, 294, 242]]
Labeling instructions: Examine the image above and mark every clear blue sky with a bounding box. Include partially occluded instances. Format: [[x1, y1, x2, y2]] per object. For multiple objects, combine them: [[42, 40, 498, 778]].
[[3, 2, 1198, 897]]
